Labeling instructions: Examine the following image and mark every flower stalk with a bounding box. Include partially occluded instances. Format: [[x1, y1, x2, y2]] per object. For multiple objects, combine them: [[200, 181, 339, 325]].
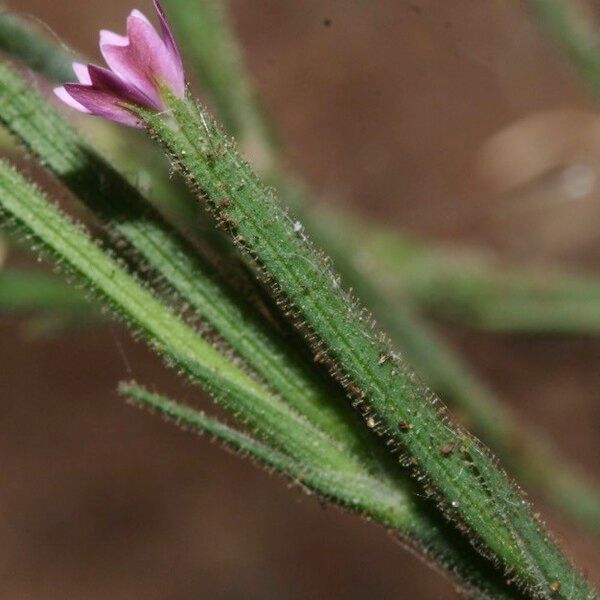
[[137, 88, 595, 598], [0, 60, 380, 462], [160, 0, 600, 533]]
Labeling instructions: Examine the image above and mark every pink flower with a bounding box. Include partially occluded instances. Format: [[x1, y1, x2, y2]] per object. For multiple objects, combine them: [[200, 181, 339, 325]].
[[54, 0, 184, 127]]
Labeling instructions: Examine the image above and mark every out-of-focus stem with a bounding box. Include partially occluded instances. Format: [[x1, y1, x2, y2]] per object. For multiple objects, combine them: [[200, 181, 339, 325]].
[[528, 0, 600, 98], [360, 227, 600, 335], [0, 268, 88, 312], [0, 9, 76, 82]]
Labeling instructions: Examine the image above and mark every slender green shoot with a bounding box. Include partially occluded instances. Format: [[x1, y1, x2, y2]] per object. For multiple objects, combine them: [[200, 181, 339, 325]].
[[163, 0, 600, 534], [120, 382, 528, 600], [0, 61, 377, 462], [139, 91, 596, 598], [0, 160, 526, 599], [0, 267, 101, 334], [528, 0, 600, 98]]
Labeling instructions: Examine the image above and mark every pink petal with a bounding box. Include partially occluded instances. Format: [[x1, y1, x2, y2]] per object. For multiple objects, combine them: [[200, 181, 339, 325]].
[[126, 11, 183, 97], [100, 19, 162, 108], [99, 29, 128, 47], [87, 64, 156, 109], [53, 86, 91, 113], [130, 9, 152, 27], [100, 9, 183, 104], [153, 0, 184, 93], [72, 62, 92, 85], [62, 84, 142, 127]]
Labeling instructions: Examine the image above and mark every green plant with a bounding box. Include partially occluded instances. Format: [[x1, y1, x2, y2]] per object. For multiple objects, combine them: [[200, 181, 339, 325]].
[[0, 1, 597, 598]]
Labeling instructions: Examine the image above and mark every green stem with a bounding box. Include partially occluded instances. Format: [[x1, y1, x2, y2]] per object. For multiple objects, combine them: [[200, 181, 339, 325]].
[[161, 0, 600, 533], [0, 61, 376, 462], [307, 209, 600, 532], [0, 9, 77, 82], [142, 94, 595, 598], [527, 0, 600, 98], [0, 268, 88, 313], [0, 161, 524, 599]]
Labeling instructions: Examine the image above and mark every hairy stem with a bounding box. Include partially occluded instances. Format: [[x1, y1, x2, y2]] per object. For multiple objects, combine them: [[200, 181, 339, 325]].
[[308, 210, 600, 532], [162, 0, 600, 533], [0, 160, 525, 599], [0, 61, 378, 461], [141, 93, 595, 598]]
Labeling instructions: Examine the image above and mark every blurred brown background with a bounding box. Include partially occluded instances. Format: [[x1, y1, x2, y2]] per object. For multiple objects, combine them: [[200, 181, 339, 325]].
[[1, 1, 599, 598]]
